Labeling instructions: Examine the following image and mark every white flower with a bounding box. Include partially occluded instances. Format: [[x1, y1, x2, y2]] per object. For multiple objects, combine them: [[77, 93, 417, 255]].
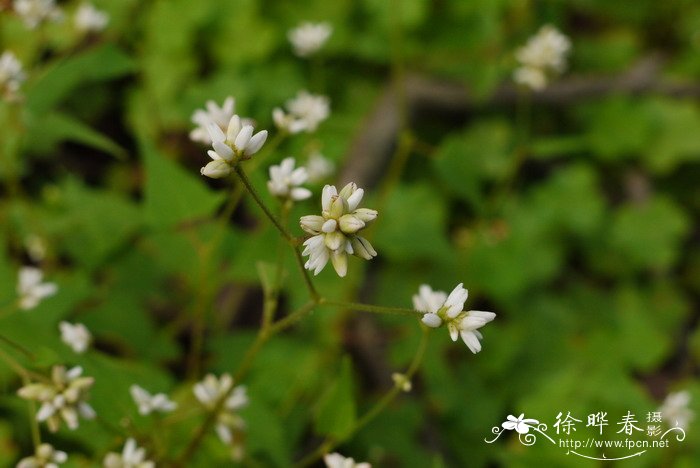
[[267, 157, 312, 201], [190, 96, 236, 144], [514, 24, 571, 90], [130, 385, 177, 416], [103, 439, 154, 468], [200, 115, 268, 178], [17, 266, 58, 310], [59, 322, 92, 354], [13, 0, 62, 29], [659, 391, 694, 430], [273, 91, 330, 134], [18, 366, 96, 432], [305, 152, 334, 183], [288, 22, 332, 57], [323, 453, 370, 468], [0, 50, 26, 101], [193, 374, 248, 454], [502, 414, 540, 434], [300, 183, 378, 277], [74, 3, 108, 33], [413, 284, 496, 353], [17, 443, 67, 468], [391, 372, 412, 392]]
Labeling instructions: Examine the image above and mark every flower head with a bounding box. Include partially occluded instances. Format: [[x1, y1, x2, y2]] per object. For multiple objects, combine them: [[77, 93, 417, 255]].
[[59, 321, 92, 354], [74, 3, 108, 33], [103, 439, 154, 468], [502, 414, 540, 434], [413, 284, 496, 353], [130, 385, 177, 416], [200, 115, 268, 178], [514, 25, 571, 90], [17, 266, 57, 310], [0, 50, 26, 101], [13, 0, 62, 29], [305, 152, 334, 183], [267, 157, 312, 201], [288, 22, 332, 57], [300, 183, 378, 277], [18, 366, 96, 432], [17, 443, 67, 468], [273, 91, 330, 134], [323, 453, 371, 468], [659, 390, 694, 430]]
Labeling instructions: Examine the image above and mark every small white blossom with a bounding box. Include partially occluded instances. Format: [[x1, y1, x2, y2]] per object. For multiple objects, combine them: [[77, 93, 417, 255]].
[[18, 366, 96, 432], [17, 266, 57, 310], [391, 373, 412, 392], [13, 0, 62, 29], [59, 321, 92, 354], [413, 284, 496, 353], [288, 22, 332, 57], [305, 152, 334, 183], [200, 115, 268, 178], [659, 390, 694, 430], [17, 443, 67, 468], [190, 96, 236, 144], [130, 385, 177, 416], [74, 3, 108, 33], [300, 183, 378, 277], [273, 91, 330, 134], [514, 25, 571, 90], [193, 374, 248, 456], [0, 50, 26, 101], [323, 453, 370, 468], [103, 439, 154, 468], [267, 157, 312, 201]]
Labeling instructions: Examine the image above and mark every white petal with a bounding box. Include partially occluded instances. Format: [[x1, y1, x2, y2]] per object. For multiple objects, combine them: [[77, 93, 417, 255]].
[[245, 130, 268, 155]]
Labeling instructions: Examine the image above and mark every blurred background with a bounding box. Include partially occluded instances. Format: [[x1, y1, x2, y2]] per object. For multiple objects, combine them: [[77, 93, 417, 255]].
[[1, 0, 700, 466]]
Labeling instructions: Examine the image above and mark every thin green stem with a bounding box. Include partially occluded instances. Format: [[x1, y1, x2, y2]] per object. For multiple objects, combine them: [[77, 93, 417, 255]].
[[234, 165, 293, 241], [322, 299, 417, 317], [295, 327, 430, 467]]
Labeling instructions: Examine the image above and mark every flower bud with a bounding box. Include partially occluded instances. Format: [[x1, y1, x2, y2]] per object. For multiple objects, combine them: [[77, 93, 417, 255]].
[[300, 215, 325, 234], [353, 208, 378, 223], [324, 231, 345, 251], [338, 214, 365, 234], [331, 251, 348, 277], [201, 159, 231, 178], [350, 236, 377, 260], [328, 195, 347, 219]]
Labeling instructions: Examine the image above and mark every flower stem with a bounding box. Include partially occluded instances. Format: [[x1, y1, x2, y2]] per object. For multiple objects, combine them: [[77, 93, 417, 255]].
[[322, 299, 417, 316], [234, 165, 293, 241]]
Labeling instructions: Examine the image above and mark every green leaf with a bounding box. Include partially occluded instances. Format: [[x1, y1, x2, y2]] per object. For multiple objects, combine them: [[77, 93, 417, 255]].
[[314, 356, 357, 439]]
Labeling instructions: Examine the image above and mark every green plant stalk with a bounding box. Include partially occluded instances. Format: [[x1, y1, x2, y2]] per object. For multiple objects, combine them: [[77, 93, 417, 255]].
[[295, 327, 430, 467], [322, 299, 418, 316]]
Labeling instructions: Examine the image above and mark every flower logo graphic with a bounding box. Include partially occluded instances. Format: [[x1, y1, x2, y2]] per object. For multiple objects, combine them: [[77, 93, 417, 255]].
[[502, 414, 540, 434]]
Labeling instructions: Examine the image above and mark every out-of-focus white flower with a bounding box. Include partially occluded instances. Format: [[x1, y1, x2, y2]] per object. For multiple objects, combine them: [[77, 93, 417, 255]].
[[391, 373, 412, 392], [413, 283, 496, 353], [514, 24, 571, 90], [59, 322, 92, 354], [0, 50, 26, 101], [17, 266, 57, 310], [267, 157, 312, 201], [305, 152, 334, 183], [190, 96, 237, 144], [273, 91, 330, 134], [288, 22, 332, 57], [300, 183, 378, 277], [13, 0, 62, 29], [200, 115, 268, 178], [103, 439, 154, 468], [130, 385, 177, 416], [323, 452, 371, 468], [18, 366, 96, 432], [17, 443, 68, 468], [74, 3, 108, 33], [659, 391, 694, 430]]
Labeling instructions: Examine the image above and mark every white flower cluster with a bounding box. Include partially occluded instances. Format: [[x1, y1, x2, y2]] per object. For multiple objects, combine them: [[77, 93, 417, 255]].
[[74, 2, 109, 33], [200, 115, 268, 178], [18, 365, 96, 432], [194, 374, 249, 456], [190, 96, 237, 144], [514, 25, 571, 91], [13, 0, 62, 29], [288, 22, 332, 57], [59, 321, 92, 353], [267, 157, 312, 201], [413, 284, 496, 353], [273, 91, 330, 134], [17, 443, 68, 468], [130, 384, 177, 416], [300, 183, 378, 277], [17, 266, 57, 310], [103, 438, 155, 468], [658, 390, 694, 430], [0, 50, 26, 101], [324, 452, 370, 468]]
